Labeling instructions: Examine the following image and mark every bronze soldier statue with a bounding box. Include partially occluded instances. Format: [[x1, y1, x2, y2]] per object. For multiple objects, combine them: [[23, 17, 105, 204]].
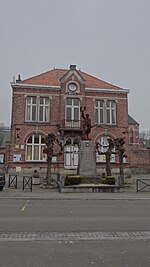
[[80, 107, 92, 140]]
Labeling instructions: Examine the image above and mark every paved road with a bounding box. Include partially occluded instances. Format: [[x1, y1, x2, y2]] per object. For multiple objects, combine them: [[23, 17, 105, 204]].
[[0, 174, 150, 266], [1, 199, 150, 232], [0, 198, 150, 267]]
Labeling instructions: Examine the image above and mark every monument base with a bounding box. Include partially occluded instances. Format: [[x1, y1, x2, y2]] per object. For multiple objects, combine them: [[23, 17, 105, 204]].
[[80, 176, 102, 184], [77, 140, 97, 177]]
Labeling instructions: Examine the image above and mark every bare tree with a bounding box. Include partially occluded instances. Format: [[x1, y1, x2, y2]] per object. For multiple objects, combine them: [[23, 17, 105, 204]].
[[96, 137, 127, 186], [114, 137, 127, 187], [96, 138, 115, 177], [43, 133, 63, 186], [140, 130, 150, 148]]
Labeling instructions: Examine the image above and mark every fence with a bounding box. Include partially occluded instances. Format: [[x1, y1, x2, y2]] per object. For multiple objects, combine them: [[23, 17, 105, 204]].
[[22, 176, 33, 192], [136, 178, 150, 193], [8, 175, 17, 189]]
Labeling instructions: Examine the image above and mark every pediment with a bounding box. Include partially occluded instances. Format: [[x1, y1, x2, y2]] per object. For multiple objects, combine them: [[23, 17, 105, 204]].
[[60, 68, 85, 84]]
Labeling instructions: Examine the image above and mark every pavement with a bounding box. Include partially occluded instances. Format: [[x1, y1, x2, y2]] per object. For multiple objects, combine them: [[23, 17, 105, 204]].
[[0, 173, 150, 200]]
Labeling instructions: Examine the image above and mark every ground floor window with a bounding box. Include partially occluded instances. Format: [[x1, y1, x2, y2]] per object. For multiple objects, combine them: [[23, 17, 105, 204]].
[[96, 135, 115, 163], [26, 134, 46, 161]]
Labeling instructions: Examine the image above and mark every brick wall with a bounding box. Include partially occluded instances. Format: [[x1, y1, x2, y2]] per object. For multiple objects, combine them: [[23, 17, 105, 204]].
[[127, 147, 150, 168]]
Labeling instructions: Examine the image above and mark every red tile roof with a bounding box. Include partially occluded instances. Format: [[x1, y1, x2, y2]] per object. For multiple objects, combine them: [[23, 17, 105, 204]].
[[21, 68, 122, 90]]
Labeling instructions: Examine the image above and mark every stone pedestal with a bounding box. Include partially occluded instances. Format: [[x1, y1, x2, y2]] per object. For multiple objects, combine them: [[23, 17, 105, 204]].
[[77, 140, 97, 177]]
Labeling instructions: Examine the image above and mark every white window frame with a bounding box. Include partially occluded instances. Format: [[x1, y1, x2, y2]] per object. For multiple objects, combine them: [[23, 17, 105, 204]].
[[64, 138, 79, 169], [96, 135, 115, 163], [106, 100, 116, 125], [38, 97, 49, 122], [26, 134, 46, 161], [26, 96, 37, 122], [65, 98, 80, 128], [95, 100, 104, 124], [95, 100, 116, 125], [25, 96, 50, 122]]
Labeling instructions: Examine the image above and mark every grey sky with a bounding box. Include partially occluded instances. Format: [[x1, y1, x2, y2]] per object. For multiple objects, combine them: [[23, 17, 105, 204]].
[[0, 0, 149, 130]]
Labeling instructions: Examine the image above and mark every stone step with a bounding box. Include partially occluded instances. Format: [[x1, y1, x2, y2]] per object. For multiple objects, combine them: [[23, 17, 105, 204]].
[[59, 184, 120, 193]]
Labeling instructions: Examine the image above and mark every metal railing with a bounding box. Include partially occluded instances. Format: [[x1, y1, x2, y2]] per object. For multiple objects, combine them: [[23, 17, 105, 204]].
[[136, 178, 150, 193], [8, 175, 17, 189], [60, 120, 83, 129], [22, 176, 33, 192]]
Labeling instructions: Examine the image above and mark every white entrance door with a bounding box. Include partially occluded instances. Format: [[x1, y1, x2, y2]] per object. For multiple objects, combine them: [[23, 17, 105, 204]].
[[64, 144, 79, 169]]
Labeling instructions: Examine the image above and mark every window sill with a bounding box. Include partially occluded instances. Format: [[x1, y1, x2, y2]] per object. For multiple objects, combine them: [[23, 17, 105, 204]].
[[95, 124, 117, 127], [24, 121, 50, 125], [26, 160, 47, 162]]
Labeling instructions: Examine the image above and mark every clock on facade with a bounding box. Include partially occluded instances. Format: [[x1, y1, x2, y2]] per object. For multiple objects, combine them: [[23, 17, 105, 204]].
[[68, 83, 77, 92]]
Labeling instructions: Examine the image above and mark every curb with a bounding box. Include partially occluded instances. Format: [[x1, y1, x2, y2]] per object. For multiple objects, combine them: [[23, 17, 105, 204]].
[[0, 195, 150, 200]]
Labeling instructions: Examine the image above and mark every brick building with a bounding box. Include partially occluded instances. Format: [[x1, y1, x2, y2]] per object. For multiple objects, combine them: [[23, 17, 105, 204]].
[[7, 65, 142, 175]]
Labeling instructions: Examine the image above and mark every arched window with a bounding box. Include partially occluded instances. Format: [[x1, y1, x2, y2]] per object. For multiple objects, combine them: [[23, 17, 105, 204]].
[[129, 128, 134, 144], [26, 134, 46, 161], [96, 135, 115, 163]]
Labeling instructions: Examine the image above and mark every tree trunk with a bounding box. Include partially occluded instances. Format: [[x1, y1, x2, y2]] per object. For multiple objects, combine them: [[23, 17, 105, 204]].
[[46, 158, 52, 186], [106, 152, 112, 176], [119, 154, 124, 187]]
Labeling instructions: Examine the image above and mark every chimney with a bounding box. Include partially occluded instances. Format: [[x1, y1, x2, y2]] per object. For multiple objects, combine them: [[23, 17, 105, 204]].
[[70, 65, 76, 70], [16, 74, 22, 82]]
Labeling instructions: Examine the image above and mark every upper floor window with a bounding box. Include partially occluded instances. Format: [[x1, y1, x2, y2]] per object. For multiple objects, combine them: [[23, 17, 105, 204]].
[[95, 100, 116, 125], [106, 100, 116, 124], [39, 97, 50, 122], [65, 98, 80, 128], [26, 96, 50, 122], [95, 100, 104, 124], [26, 96, 36, 121]]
